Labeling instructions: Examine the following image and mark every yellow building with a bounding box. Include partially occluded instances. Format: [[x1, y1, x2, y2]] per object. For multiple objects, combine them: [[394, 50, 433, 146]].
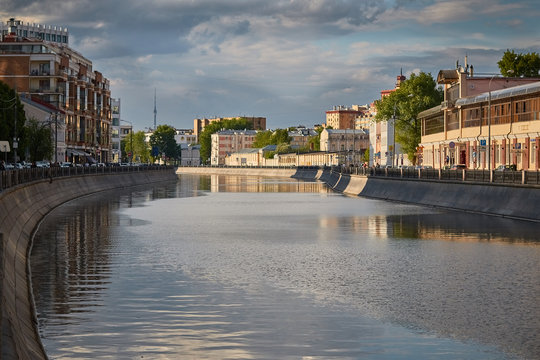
[[419, 67, 540, 170]]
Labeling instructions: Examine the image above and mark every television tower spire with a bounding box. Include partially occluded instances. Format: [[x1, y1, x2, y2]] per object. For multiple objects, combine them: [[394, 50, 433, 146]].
[[153, 88, 157, 130]]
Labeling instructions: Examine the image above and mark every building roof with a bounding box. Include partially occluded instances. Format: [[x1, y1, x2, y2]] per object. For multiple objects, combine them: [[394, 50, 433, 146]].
[[262, 144, 277, 151], [418, 104, 443, 119], [324, 129, 367, 135], [455, 81, 540, 107], [215, 129, 258, 135], [437, 69, 459, 84], [235, 148, 259, 154]]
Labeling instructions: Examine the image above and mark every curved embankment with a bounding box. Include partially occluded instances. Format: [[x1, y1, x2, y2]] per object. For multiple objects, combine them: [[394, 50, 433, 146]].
[[177, 167, 540, 222], [0, 170, 178, 360]]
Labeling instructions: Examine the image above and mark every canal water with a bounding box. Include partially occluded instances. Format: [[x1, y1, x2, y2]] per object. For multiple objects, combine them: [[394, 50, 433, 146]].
[[30, 174, 539, 359]]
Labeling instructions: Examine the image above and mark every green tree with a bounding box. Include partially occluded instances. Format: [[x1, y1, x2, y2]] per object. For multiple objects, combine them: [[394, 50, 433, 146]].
[[374, 72, 443, 165], [124, 130, 150, 163], [252, 128, 291, 148], [306, 126, 325, 152], [0, 81, 26, 161], [498, 50, 540, 77], [199, 117, 254, 164], [252, 130, 273, 148], [23, 117, 53, 162], [271, 129, 291, 145], [150, 125, 177, 163], [362, 148, 369, 163]]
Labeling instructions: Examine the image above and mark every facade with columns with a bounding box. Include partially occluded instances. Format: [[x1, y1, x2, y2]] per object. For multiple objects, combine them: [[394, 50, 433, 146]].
[[419, 66, 540, 170]]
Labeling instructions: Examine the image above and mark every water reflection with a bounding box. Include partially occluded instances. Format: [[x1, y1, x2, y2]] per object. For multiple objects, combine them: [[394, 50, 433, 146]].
[[187, 174, 329, 193], [30, 177, 539, 359], [319, 212, 540, 243]]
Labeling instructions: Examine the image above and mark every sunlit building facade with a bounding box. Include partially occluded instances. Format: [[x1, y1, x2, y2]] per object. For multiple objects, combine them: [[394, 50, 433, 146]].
[[419, 65, 540, 170], [0, 18, 112, 163]]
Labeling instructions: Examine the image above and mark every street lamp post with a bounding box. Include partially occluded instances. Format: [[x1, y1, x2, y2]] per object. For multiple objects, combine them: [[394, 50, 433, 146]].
[[50, 112, 59, 163], [487, 75, 495, 172], [392, 104, 396, 167], [121, 119, 133, 164]]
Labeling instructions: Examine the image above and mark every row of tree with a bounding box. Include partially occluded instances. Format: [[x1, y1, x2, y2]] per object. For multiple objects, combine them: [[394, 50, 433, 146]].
[[122, 124, 188, 164]]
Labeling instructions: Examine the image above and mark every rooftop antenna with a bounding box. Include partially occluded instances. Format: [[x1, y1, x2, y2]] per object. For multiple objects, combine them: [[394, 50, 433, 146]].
[[153, 88, 157, 130]]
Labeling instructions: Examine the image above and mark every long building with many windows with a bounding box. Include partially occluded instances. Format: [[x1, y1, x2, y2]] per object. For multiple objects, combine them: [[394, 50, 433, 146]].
[[0, 18, 111, 163], [419, 66, 540, 170]]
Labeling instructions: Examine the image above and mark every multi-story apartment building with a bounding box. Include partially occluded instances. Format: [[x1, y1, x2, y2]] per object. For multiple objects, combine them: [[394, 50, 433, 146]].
[[355, 104, 375, 130], [0, 18, 69, 44], [111, 98, 121, 162], [325, 105, 363, 129], [194, 116, 266, 138], [175, 129, 197, 145], [419, 64, 540, 170], [288, 127, 318, 150], [211, 129, 257, 165], [0, 18, 111, 163], [320, 129, 369, 165]]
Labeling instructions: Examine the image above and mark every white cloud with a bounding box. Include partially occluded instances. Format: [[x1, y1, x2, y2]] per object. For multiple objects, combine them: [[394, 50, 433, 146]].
[[136, 55, 153, 64]]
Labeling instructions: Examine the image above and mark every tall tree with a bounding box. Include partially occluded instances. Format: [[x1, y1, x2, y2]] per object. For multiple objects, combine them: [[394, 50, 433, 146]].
[[198, 117, 254, 164], [498, 50, 540, 77], [306, 126, 325, 152], [252, 130, 273, 148], [252, 128, 291, 148], [374, 72, 443, 165], [0, 81, 26, 160], [149, 125, 177, 163], [23, 117, 53, 162], [124, 130, 150, 163]]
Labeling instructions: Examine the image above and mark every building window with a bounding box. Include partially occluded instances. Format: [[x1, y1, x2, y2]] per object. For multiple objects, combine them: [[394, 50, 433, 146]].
[[424, 114, 444, 135]]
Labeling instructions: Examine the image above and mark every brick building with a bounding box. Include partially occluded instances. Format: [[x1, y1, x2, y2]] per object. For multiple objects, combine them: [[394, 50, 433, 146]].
[[0, 18, 112, 163]]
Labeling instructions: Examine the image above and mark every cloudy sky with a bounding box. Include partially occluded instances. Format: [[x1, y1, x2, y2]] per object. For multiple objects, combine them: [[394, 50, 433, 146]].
[[2, 0, 539, 130]]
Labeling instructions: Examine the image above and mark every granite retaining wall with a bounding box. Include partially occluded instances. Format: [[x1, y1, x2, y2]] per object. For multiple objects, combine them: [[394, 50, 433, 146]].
[[0, 170, 178, 360]]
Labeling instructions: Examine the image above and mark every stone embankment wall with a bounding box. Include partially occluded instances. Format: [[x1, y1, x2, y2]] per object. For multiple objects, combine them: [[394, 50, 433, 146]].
[[177, 167, 540, 222], [0, 171, 177, 360]]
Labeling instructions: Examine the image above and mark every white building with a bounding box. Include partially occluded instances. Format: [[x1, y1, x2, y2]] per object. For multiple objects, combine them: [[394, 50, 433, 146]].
[[1, 18, 69, 45], [20, 94, 66, 163], [368, 120, 410, 167], [111, 98, 121, 162], [180, 144, 200, 166], [175, 129, 197, 146]]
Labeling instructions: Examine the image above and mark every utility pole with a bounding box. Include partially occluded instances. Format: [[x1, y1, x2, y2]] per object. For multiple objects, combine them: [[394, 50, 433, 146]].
[[153, 88, 157, 130], [12, 85, 18, 163]]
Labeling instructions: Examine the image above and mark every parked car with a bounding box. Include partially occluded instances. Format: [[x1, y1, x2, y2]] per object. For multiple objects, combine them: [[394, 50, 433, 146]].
[[496, 164, 517, 171], [60, 162, 73, 168], [4, 163, 15, 170], [449, 164, 467, 170], [35, 160, 50, 168]]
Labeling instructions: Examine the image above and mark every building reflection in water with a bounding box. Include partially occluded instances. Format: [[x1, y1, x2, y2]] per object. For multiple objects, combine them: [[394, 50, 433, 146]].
[[31, 198, 115, 328], [30, 183, 180, 330], [206, 174, 328, 193], [318, 212, 539, 244]]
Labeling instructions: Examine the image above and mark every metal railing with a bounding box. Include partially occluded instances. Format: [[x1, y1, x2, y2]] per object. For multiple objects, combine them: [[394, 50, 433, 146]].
[[0, 165, 173, 192], [367, 167, 540, 186]]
